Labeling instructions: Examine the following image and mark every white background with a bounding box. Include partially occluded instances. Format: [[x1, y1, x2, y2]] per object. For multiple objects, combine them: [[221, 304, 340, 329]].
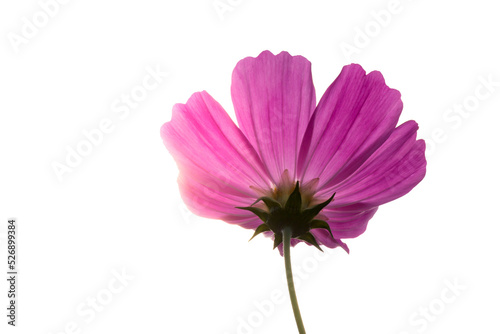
[[1, 0, 499, 333]]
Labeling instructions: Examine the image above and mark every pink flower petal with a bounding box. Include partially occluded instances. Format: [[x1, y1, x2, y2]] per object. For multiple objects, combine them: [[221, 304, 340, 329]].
[[321, 207, 378, 239], [231, 51, 316, 184], [161, 91, 271, 222], [298, 64, 402, 189], [311, 121, 425, 245], [321, 120, 426, 208], [178, 175, 259, 222], [310, 228, 350, 252]]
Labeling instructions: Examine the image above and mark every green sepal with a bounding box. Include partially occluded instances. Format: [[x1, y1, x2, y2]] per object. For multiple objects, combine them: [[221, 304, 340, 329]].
[[309, 219, 334, 239], [297, 232, 323, 252], [249, 223, 271, 241], [235, 206, 269, 223], [301, 193, 336, 222], [284, 181, 302, 214], [273, 232, 283, 249], [252, 196, 282, 211]]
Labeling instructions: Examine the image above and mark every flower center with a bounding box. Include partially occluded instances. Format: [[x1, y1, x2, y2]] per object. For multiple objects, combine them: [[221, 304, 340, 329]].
[[237, 176, 336, 251]]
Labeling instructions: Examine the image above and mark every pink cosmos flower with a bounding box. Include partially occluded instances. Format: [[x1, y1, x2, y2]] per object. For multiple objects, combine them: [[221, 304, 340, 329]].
[[161, 51, 426, 254]]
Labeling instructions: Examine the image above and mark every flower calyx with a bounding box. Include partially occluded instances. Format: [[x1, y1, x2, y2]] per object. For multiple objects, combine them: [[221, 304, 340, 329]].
[[237, 181, 335, 251]]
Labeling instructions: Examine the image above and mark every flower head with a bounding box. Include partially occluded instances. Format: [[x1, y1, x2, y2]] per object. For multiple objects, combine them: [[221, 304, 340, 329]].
[[161, 51, 426, 253]]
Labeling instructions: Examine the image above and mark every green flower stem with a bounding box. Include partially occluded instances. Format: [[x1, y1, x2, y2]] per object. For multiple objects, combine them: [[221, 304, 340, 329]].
[[283, 227, 306, 334]]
